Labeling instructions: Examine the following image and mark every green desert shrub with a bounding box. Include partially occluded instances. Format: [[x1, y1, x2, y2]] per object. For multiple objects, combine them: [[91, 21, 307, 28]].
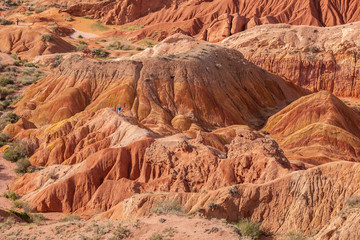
[[34, 7, 46, 13], [233, 219, 264, 240], [346, 195, 360, 208], [107, 41, 133, 50], [112, 224, 131, 239], [3, 191, 20, 201], [150, 233, 164, 240], [152, 198, 183, 215], [10, 54, 18, 60], [0, 18, 14, 25], [24, 62, 36, 68], [0, 112, 20, 130], [91, 22, 109, 31], [13, 60, 21, 66], [53, 55, 64, 68], [0, 77, 14, 86], [15, 157, 31, 174], [0, 132, 10, 146], [65, 16, 74, 22], [91, 48, 109, 58], [0, 87, 14, 99], [285, 232, 307, 240], [8, 209, 31, 222], [3, 141, 28, 162], [207, 201, 220, 211], [42, 34, 53, 42], [60, 214, 81, 222], [30, 213, 45, 224]]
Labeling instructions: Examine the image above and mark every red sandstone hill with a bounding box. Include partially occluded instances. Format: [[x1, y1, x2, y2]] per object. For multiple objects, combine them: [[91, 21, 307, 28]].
[[12, 35, 306, 135], [65, 0, 360, 42], [10, 123, 360, 238], [0, 24, 76, 60], [264, 91, 360, 165], [222, 22, 360, 98], [1, 31, 359, 239]]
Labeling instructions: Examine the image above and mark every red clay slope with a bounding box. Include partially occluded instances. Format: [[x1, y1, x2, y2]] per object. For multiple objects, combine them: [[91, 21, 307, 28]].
[[13, 35, 306, 135], [264, 91, 360, 165], [222, 22, 360, 98], [66, 0, 360, 42], [0, 24, 76, 60]]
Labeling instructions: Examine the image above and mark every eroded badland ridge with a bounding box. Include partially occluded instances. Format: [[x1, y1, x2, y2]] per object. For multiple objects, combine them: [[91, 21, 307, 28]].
[[0, 1, 359, 239]]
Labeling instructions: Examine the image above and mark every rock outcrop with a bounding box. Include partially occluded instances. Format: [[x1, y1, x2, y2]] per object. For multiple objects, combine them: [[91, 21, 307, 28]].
[[222, 22, 360, 98], [100, 161, 360, 237], [14, 108, 154, 166], [13, 127, 292, 215], [65, 0, 360, 42], [264, 91, 360, 165], [13, 36, 306, 135], [0, 25, 76, 60]]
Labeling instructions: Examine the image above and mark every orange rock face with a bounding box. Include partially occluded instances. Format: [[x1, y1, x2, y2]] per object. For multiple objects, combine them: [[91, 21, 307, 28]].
[[16, 108, 154, 166], [65, 0, 360, 41], [14, 127, 292, 214], [264, 91, 360, 165], [13, 36, 306, 135], [222, 23, 360, 98], [0, 25, 76, 60], [99, 161, 360, 237]]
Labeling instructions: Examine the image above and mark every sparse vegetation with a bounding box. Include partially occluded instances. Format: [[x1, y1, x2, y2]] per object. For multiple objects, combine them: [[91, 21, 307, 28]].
[[8, 209, 31, 222], [0, 132, 10, 146], [91, 22, 109, 31], [18, 67, 46, 85], [207, 201, 220, 211], [53, 55, 64, 68], [48, 169, 58, 180], [227, 185, 238, 196], [107, 41, 133, 50], [285, 232, 307, 240], [306, 46, 320, 53], [135, 39, 159, 48], [42, 34, 53, 42], [3, 191, 20, 201], [13, 60, 21, 66], [60, 214, 81, 222], [0, 217, 16, 230], [65, 16, 74, 22], [121, 25, 144, 32], [152, 198, 183, 215], [0, 112, 20, 130], [149, 233, 164, 240], [0, 18, 14, 25], [12, 200, 31, 212], [77, 41, 88, 51], [112, 224, 131, 239], [15, 157, 31, 174], [34, 7, 46, 13], [345, 195, 360, 208], [30, 213, 45, 224], [24, 62, 36, 68], [91, 48, 110, 58], [3, 141, 28, 163], [233, 219, 264, 240], [10, 54, 19, 60]]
